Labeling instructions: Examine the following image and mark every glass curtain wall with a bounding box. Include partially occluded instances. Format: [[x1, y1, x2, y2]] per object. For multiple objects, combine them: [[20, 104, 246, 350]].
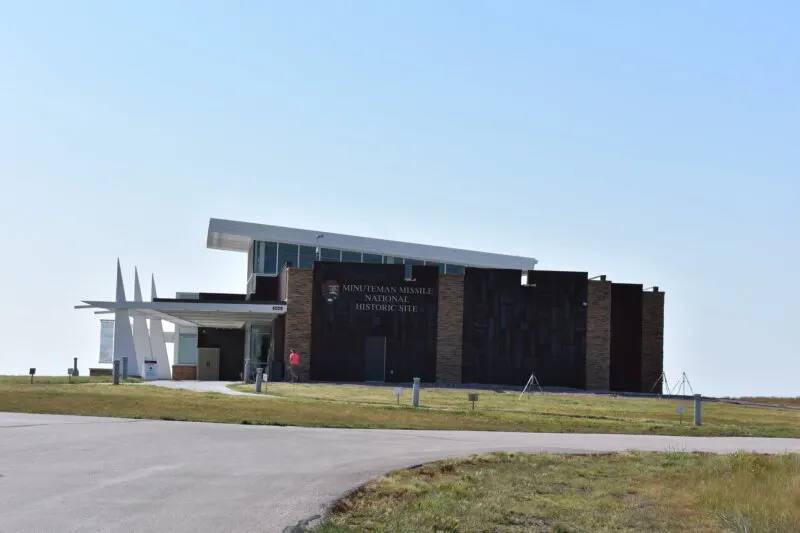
[[253, 241, 279, 275], [245, 324, 272, 381], [252, 240, 469, 275]]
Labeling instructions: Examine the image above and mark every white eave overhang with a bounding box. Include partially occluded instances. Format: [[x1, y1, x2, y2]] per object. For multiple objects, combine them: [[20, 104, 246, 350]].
[[206, 217, 539, 271], [76, 300, 287, 329]]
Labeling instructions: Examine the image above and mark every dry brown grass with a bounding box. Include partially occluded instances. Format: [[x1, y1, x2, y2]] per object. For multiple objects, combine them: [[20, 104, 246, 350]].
[[231, 382, 800, 437], [733, 396, 800, 407], [0, 378, 797, 437], [315, 452, 800, 533]]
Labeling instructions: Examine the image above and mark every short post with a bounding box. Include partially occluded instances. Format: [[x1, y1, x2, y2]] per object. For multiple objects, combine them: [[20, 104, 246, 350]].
[[468, 393, 479, 410], [693, 394, 702, 426], [113, 360, 120, 385], [72, 357, 79, 377], [255, 367, 264, 393], [393, 387, 403, 405], [122, 356, 128, 380], [412, 377, 420, 407]]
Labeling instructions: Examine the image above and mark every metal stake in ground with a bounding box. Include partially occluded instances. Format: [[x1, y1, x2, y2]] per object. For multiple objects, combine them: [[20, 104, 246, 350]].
[[650, 371, 670, 395], [671, 372, 694, 397], [519, 373, 543, 399]]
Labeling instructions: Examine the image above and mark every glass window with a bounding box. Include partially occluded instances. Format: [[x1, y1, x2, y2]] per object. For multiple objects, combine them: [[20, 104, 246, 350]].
[[383, 256, 403, 264], [320, 248, 341, 262], [425, 261, 445, 274], [362, 253, 382, 264], [277, 243, 299, 269], [341, 250, 362, 263], [404, 258, 424, 265], [445, 264, 465, 275], [177, 333, 197, 365], [255, 241, 278, 275], [298, 246, 316, 268]]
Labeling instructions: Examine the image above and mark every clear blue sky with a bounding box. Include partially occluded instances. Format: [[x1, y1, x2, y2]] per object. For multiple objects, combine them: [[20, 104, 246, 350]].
[[1, 1, 797, 396]]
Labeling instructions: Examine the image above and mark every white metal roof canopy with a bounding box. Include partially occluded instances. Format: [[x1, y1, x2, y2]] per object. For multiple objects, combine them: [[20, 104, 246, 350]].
[[206, 218, 539, 271], [77, 301, 287, 329]]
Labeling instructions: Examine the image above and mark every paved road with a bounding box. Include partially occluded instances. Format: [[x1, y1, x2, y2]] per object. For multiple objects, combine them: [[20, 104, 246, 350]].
[[1, 413, 798, 533]]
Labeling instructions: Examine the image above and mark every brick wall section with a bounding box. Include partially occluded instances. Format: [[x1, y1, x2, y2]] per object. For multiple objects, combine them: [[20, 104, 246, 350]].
[[172, 365, 197, 380], [284, 268, 313, 382], [585, 280, 611, 390], [436, 274, 464, 384], [641, 290, 665, 393]]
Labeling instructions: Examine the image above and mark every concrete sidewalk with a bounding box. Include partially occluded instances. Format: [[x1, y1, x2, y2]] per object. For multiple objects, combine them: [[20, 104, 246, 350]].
[[135, 380, 275, 397]]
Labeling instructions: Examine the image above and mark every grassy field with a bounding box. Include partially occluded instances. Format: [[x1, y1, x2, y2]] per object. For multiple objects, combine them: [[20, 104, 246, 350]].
[[0, 376, 141, 385], [734, 396, 800, 408], [228, 382, 800, 437], [1, 378, 797, 437], [315, 451, 800, 533]]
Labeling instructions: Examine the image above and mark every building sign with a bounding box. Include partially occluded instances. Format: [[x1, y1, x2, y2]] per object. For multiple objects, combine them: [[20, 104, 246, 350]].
[[98, 319, 115, 364], [340, 283, 433, 313]]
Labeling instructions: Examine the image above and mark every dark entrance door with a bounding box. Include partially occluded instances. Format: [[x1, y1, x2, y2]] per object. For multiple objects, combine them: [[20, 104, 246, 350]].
[[364, 337, 386, 382]]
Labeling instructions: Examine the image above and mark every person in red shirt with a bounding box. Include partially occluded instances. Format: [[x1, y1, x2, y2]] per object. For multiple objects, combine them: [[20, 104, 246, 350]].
[[288, 349, 300, 383]]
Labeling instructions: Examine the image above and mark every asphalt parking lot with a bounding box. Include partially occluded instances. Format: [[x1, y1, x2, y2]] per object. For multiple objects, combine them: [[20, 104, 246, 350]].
[[2, 412, 798, 533]]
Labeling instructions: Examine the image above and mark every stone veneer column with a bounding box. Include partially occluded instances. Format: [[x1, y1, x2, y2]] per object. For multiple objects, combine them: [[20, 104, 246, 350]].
[[435, 274, 464, 384], [284, 268, 314, 382], [641, 289, 665, 393], [585, 280, 611, 390]]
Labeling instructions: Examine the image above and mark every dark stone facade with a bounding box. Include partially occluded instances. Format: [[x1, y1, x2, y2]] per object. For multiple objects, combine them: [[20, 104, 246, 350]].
[[308, 262, 439, 383], [461, 269, 588, 388], [641, 290, 665, 393], [277, 262, 662, 393], [609, 283, 644, 392]]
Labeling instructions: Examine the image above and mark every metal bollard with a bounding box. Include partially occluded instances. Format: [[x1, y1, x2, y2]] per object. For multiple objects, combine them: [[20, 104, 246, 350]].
[[412, 377, 420, 407], [255, 368, 264, 393], [113, 361, 120, 385], [122, 356, 128, 380], [694, 394, 702, 426]]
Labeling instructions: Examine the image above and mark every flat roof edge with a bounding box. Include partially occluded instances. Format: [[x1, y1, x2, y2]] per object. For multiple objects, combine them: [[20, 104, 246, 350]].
[[206, 218, 538, 270]]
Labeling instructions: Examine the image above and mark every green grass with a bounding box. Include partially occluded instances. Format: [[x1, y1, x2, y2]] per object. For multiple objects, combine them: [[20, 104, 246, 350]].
[[732, 396, 800, 407], [0, 376, 141, 385], [228, 382, 800, 437], [0, 378, 797, 437], [315, 451, 800, 533]]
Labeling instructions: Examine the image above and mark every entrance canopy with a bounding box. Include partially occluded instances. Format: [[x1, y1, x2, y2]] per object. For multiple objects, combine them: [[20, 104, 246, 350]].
[[77, 300, 287, 328]]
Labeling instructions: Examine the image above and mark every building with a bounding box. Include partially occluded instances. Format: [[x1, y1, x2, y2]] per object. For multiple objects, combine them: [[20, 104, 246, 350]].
[[78, 218, 665, 392]]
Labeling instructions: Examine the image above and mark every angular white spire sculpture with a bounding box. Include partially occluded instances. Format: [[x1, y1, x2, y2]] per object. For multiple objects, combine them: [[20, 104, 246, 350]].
[[149, 275, 172, 380], [131, 268, 152, 377], [113, 259, 139, 377]]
